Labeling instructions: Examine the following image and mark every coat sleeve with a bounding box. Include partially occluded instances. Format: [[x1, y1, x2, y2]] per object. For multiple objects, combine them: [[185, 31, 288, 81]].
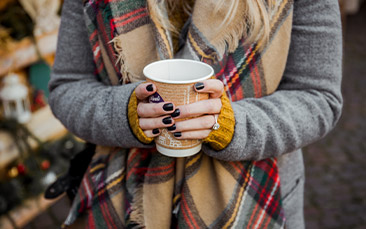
[[48, 0, 151, 148], [202, 0, 343, 161]]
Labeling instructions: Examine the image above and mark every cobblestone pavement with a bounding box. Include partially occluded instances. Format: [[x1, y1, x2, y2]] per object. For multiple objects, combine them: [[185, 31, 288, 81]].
[[303, 4, 366, 229]]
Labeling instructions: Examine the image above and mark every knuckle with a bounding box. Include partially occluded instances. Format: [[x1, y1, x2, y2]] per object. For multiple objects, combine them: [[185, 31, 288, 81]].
[[203, 130, 211, 138], [152, 104, 162, 114], [213, 99, 222, 112], [137, 103, 145, 117], [140, 118, 158, 130], [180, 105, 190, 117], [135, 85, 145, 98], [143, 130, 151, 138], [139, 118, 147, 130], [218, 81, 224, 91], [156, 117, 165, 128], [206, 99, 217, 113], [202, 116, 214, 128], [182, 132, 190, 139], [185, 106, 192, 116]]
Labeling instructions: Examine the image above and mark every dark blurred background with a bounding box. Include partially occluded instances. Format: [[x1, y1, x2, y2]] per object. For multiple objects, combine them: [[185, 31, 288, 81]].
[[303, 1, 366, 228], [0, 0, 365, 228]]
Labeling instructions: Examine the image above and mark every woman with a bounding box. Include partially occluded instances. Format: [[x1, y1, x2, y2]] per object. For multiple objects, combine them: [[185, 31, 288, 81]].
[[49, 0, 342, 228]]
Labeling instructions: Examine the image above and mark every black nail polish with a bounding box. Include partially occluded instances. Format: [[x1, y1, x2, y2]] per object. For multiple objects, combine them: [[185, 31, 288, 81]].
[[171, 109, 180, 118], [163, 103, 174, 111], [152, 129, 160, 134], [174, 132, 182, 137], [167, 124, 176, 131], [162, 117, 172, 124], [146, 84, 154, 92], [195, 82, 204, 90]]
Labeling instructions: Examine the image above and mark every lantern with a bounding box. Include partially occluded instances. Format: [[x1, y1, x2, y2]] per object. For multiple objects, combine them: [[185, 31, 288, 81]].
[[0, 73, 31, 123]]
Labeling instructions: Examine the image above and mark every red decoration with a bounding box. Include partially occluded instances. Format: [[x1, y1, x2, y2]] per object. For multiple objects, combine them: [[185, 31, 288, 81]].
[[17, 163, 26, 175], [40, 160, 50, 170], [31, 90, 47, 112]]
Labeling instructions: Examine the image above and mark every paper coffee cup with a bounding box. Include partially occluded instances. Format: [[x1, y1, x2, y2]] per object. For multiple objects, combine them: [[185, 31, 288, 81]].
[[143, 59, 214, 157]]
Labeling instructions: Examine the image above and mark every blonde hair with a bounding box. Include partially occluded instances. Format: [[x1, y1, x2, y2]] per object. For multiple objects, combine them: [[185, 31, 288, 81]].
[[215, 0, 273, 45], [150, 0, 273, 50]]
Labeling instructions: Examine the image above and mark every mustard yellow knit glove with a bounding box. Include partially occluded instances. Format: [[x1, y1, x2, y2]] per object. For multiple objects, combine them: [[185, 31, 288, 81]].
[[128, 90, 154, 144], [128, 89, 235, 148], [203, 93, 235, 150]]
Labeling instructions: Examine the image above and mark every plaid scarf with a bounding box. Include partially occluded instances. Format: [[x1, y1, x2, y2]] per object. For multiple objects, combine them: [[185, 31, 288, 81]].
[[64, 0, 294, 228]]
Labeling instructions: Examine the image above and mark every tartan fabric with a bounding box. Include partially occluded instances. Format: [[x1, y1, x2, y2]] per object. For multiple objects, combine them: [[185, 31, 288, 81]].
[[64, 148, 285, 228], [63, 0, 294, 228]]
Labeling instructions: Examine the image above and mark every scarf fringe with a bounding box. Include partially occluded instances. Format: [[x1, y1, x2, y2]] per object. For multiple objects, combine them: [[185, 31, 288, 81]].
[[147, 0, 173, 32], [199, 0, 268, 55], [147, 0, 174, 59], [212, 0, 245, 54], [110, 36, 140, 84], [128, 184, 145, 226], [111, 0, 260, 82]]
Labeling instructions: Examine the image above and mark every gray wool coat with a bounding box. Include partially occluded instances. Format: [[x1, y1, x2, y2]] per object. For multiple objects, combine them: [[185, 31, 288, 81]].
[[49, 0, 343, 228]]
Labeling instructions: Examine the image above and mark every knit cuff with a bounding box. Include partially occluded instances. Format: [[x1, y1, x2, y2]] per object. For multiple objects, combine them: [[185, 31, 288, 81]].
[[128, 90, 154, 144], [203, 93, 235, 150]]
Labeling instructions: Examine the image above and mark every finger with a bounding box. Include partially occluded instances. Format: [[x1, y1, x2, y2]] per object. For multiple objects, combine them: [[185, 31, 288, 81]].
[[194, 79, 224, 98], [175, 99, 221, 119], [137, 102, 175, 118], [139, 116, 175, 130], [168, 115, 216, 132], [172, 129, 211, 140], [143, 128, 161, 138], [135, 83, 156, 100]]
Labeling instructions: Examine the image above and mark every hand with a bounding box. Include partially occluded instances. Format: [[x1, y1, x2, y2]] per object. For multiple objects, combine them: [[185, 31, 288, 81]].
[[168, 79, 224, 140], [135, 83, 176, 138]]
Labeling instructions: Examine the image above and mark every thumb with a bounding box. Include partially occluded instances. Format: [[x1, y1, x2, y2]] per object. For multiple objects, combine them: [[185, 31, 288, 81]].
[[135, 83, 156, 100]]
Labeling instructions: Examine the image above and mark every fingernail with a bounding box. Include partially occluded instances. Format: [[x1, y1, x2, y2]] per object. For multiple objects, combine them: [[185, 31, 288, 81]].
[[152, 129, 160, 134], [146, 84, 154, 92], [163, 103, 174, 111], [162, 117, 172, 124], [167, 124, 176, 131], [171, 109, 180, 118], [174, 132, 182, 137], [194, 82, 204, 90]]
